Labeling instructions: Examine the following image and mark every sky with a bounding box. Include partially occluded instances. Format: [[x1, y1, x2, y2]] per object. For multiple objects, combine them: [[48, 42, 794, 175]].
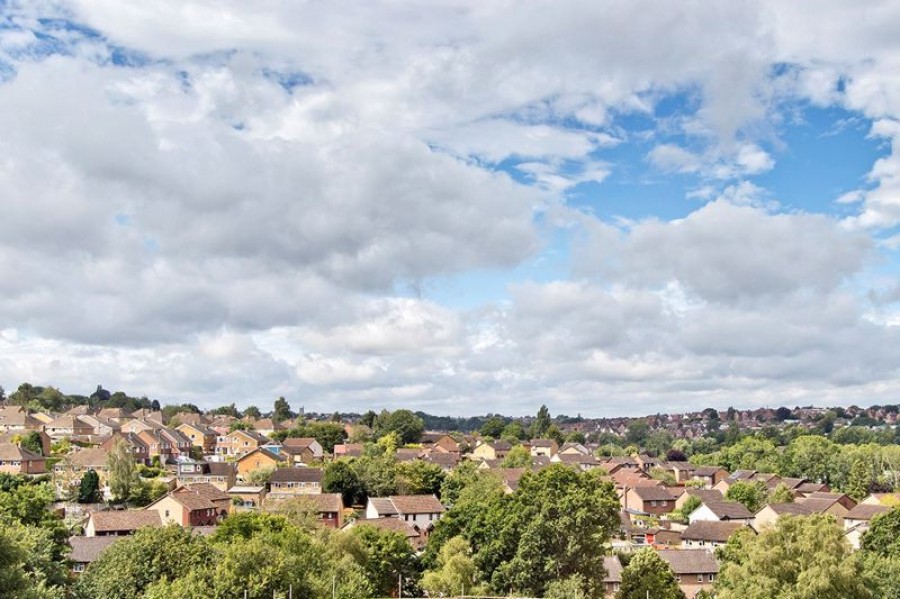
[[1, 1, 900, 417]]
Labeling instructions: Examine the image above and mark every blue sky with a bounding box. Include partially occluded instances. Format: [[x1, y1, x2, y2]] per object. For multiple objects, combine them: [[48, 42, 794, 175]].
[[1, 1, 900, 417]]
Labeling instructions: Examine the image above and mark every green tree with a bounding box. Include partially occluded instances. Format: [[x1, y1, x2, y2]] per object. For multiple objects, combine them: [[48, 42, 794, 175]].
[[625, 420, 649, 446], [530, 405, 552, 439], [106, 438, 139, 503], [396, 459, 446, 496], [76, 525, 213, 599], [715, 514, 869, 599], [19, 431, 43, 456], [489, 465, 620, 597], [725, 481, 767, 513], [502, 421, 527, 440], [846, 458, 876, 502], [480, 416, 506, 438], [782, 435, 839, 484], [615, 548, 685, 599], [546, 573, 591, 599], [352, 524, 421, 597], [242, 405, 261, 420], [421, 536, 486, 597], [77, 469, 102, 504], [859, 553, 900, 599], [500, 444, 532, 468], [767, 483, 794, 505], [376, 410, 425, 444], [323, 459, 367, 506], [861, 506, 900, 557], [272, 396, 292, 422]]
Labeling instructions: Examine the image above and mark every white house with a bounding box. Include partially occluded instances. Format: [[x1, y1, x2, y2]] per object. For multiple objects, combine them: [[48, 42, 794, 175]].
[[365, 495, 445, 526]]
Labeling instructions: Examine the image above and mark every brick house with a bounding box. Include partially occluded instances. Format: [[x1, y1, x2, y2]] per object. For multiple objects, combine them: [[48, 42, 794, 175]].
[[268, 467, 324, 498], [657, 549, 719, 599], [623, 486, 677, 515], [0, 442, 46, 474]]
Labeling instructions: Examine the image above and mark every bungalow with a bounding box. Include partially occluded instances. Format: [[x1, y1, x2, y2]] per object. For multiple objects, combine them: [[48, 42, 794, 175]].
[[44, 415, 94, 441], [529, 439, 558, 457], [77, 414, 121, 438], [681, 521, 750, 548], [97, 407, 131, 422], [333, 443, 365, 458], [366, 494, 445, 526], [557, 442, 590, 456], [752, 502, 814, 530], [688, 499, 753, 524], [688, 466, 729, 488], [145, 485, 229, 527], [268, 467, 324, 498], [0, 442, 46, 475], [472, 440, 511, 461], [845, 503, 889, 530], [68, 536, 119, 574], [252, 418, 284, 438], [236, 447, 286, 480], [657, 549, 719, 599], [430, 434, 461, 455], [0, 406, 43, 433], [423, 452, 460, 471], [804, 491, 857, 511], [797, 497, 851, 526], [675, 489, 723, 511], [175, 458, 236, 491], [228, 485, 267, 510], [281, 437, 324, 463], [551, 452, 601, 471], [623, 486, 677, 516], [85, 510, 162, 537]]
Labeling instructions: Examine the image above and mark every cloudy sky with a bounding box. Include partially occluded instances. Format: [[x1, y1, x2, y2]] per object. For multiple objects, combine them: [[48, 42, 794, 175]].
[[1, 1, 900, 417]]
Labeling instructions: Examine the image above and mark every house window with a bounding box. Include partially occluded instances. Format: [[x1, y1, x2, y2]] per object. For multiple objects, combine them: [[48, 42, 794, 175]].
[[165, 510, 170, 518], [708, 574, 715, 582], [697, 574, 703, 583], [73, 564, 85, 573]]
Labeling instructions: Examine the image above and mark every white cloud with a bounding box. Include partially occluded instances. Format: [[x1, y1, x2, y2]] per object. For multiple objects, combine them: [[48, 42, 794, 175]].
[[0, 1, 899, 416]]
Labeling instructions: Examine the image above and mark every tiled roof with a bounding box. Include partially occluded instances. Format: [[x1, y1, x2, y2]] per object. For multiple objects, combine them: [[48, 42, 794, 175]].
[[631, 486, 676, 501], [207, 462, 236, 476], [389, 494, 445, 514], [183, 483, 231, 502], [369, 498, 397, 516], [556, 453, 599, 465], [657, 549, 719, 574], [765, 502, 813, 516], [530, 439, 556, 447], [352, 518, 425, 548], [847, 503, 889, 520], [270, 467, 323, 483], [68, 447, 109, 468], [682, 521, 747, 543], [0, 442, 43, 461], [681, 489, 724, 503], [301, 493, 343, 513], [68, 536, 120, 563], [704, 500, 752, 519], [692, 466, 725, 476], [282, 437, 317, 448], [168, 489, 217, 512], [89, 510, 162, 532], [602, 556, 623, 583], [800, 497, 844, 513]]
